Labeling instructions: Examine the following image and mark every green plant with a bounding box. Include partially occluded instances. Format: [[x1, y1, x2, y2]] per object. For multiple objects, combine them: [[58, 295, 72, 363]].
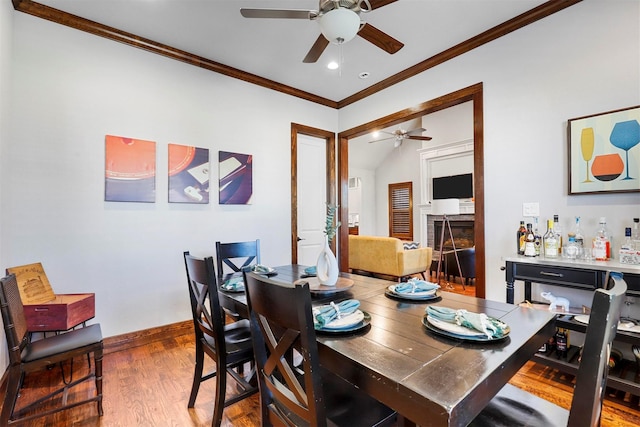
[[324, 203, 341, 242]]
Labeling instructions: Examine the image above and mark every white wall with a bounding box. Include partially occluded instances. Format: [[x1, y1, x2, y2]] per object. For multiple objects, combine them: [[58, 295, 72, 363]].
[[339, 1, 640, 302], [0, 0, 14, 373], [1, 10, 337, 369], [349, 167, 376, 235]]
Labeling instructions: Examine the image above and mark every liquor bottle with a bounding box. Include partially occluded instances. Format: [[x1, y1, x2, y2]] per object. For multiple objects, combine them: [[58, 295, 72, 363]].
[[553, 214, 563, 254], [533, 217, 542, 256], [524, 223, 537, 257], [592, 217, 611, 261], [543, 219, 559, 258], [572, 216, 584, 248], [555, 328, 567, 359], [517, 221, 527, 255], [564, 235, 579, 259], [608, 348, 623, 369], [633, 218, 640, 250], [621, 227, 634, 250]]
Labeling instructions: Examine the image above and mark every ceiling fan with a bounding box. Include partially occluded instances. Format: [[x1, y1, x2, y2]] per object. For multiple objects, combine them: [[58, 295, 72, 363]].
[[367, 127, 433, 147], [240, 0, 404, 63]]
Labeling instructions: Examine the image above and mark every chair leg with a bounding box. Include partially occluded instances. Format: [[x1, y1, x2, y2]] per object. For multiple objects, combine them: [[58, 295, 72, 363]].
[[420, 272, 426, 280], [95, 349, 104, 416], [1, 367, 22, 425], [212, 364, 227, 427], [189, 344, 205, 408]]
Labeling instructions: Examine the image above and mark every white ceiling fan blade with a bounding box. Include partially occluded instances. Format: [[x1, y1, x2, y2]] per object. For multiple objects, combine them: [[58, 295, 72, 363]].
[[367, 136, 395, 144], [405, 127, 426, 136]]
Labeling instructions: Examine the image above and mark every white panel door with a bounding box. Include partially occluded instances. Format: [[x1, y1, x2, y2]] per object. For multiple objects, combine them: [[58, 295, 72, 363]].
[[297, 134, 327, 267]]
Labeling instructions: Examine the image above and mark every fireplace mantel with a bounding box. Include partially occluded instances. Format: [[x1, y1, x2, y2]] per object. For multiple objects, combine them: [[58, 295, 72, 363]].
[[417, 139, 474, 248]]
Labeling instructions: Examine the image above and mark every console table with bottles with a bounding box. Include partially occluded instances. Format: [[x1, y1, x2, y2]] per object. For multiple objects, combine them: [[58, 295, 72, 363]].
[[503, 255, 640, 395]]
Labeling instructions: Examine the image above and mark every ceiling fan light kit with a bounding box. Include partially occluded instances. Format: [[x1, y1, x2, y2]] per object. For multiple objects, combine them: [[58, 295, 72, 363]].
[[319, 8, 361, 44]]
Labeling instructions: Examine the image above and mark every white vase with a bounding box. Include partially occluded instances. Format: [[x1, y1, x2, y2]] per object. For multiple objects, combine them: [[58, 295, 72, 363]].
[[316, 236, 339, 286]]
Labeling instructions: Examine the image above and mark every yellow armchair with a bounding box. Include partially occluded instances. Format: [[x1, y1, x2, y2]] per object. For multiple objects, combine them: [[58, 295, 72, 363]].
[[348, 235, 432, 281]]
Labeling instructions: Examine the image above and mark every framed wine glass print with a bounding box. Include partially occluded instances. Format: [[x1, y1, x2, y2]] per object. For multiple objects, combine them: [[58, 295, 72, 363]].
[[568, 105, 640, 195]]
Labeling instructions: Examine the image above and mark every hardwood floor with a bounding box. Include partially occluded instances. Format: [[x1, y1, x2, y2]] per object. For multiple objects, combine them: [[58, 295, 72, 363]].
[[2, 321, 640, 426]]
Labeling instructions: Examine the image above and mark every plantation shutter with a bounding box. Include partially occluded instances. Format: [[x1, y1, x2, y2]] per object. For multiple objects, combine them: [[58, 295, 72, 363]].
[[388, 182, 413, 241]]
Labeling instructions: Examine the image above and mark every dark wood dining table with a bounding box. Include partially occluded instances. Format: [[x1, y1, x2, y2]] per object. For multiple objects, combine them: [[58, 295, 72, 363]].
[[220, 265, 556, 427]]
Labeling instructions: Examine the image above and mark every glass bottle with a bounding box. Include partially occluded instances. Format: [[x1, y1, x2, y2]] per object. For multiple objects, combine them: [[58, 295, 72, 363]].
[[533, 217, 542, 256], [543, 219, 559, 258], [621, 227, 634, 250], [633, 218, 640, 250], [524, 223, 537, 257], [592, 217, 611, 261], [553, 214, 563, 254], [572, 216, 584, 248], [555, 328, 567, 359], [608, 348, 623, 369], [517, 220, 527, 255], [564, 235, 579, 259]]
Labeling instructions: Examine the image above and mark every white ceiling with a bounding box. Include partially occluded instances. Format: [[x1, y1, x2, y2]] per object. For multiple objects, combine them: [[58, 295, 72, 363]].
[[35, 0, 548, 102]]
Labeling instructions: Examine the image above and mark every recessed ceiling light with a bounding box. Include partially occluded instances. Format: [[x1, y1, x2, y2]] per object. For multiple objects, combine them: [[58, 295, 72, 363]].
[[359, 72, 370, 79], [327, 61, 339, 70]]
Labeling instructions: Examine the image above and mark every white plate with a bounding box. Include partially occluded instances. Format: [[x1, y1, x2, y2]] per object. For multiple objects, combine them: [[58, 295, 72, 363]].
[[321, 310, 365, 330], [389, 284, 438, 298], [426, 315, 487, 337]]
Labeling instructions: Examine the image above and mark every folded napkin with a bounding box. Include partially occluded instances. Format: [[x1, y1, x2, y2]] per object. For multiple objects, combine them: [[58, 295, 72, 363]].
[[313, 299, 360, 328], [221, 276, 244, 291], [395, 279, 439, 294], [304, 265, 317, 275], [426, 305, 508, 339]]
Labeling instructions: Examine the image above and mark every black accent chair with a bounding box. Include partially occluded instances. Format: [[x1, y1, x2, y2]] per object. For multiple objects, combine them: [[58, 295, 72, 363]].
[[0, 273, 103, 425], [243, 271, 397, 427], [445, 247, 476, 286], [215, 239, 260, 284], [470, 272, 627, 427], [183, 252, 258, 427]]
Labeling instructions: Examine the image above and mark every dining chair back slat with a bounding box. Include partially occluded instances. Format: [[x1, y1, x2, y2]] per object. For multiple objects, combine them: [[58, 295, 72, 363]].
[[183, 252, 258, 427], [243, 271, 396, 427], [216, 240, 260, 279]]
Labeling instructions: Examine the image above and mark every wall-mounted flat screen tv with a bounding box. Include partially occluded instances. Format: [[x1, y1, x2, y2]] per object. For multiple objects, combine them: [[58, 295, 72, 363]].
[[432, 173, 473, 200]]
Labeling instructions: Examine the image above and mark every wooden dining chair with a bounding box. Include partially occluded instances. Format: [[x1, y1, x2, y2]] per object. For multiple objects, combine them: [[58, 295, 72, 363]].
[[183, 252, 258, 427], [243, 271, 397, 427], [0, 273, 103, 425], [215, 239, 260, 282], [470, 272, 627, 427]]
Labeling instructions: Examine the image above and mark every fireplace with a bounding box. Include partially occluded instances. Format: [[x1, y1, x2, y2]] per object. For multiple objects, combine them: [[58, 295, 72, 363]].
[[429, 217, 475, 251], [433, 220, 474, 251]]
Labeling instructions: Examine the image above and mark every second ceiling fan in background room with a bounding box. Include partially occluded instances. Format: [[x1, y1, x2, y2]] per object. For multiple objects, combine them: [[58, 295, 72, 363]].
[[240, 0, 404, 63], [367, 128, 432, 148]]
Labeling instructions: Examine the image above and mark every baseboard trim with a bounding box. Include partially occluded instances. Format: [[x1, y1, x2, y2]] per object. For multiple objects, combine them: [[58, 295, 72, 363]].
[[103, 319, 193, 355]]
